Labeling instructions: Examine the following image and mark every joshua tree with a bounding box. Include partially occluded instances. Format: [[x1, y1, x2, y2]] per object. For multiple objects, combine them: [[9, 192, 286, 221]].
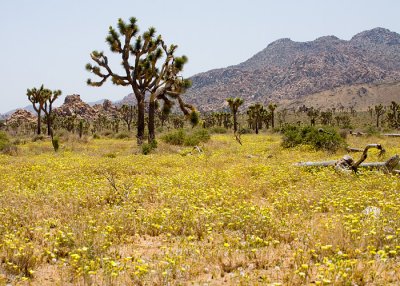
[[27, 85, 61, 135], [386, 101, 400, 129], [306, 107, 319, 126], [262, 109, 272, 129], [42, 89, 62, 136], [119, 104, 136, 131], [320, 110, 333, 126], [374, 104, 385, 128], [86, 17, 196, 145], [277, 108, 288, 127], [27, 85, 46, 135], [247, 103, 264, 134], [367, 106, 373, 119], [226, 97, 243, 133], [267, 102, 277, 129]]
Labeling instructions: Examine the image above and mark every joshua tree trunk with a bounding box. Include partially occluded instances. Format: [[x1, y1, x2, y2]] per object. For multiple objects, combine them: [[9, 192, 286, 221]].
[[37, 109, 42, 135], [255, 116, 259, 134], [233, 112, 238, 133], [137, 97, 145, 145], [46, 106, 53, 136], [148, 97, 156, 143]]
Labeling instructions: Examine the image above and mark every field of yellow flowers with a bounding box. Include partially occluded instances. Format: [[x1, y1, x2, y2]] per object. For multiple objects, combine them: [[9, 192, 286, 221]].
[[0, 133, 399, 285]]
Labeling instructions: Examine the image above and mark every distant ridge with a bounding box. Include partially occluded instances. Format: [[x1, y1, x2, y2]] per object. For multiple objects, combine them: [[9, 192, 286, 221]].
[[184, 27, 400, 111]]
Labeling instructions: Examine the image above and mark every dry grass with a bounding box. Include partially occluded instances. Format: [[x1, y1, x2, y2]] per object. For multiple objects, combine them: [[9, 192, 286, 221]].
[[0, 133, 399, 285]]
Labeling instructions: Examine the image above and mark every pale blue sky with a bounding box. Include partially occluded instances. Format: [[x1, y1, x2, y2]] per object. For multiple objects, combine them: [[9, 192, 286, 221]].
[[1, 0, 400, 113]]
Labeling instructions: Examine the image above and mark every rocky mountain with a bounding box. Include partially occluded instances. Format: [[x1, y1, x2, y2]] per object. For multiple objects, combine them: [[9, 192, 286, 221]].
[[184, 27, 400, 111], [116, 93, 135, 106]]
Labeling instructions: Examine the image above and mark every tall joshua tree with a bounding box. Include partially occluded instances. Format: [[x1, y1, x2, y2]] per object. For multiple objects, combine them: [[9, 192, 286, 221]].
[[374, 104, 385, 128], [43, 89, 62, 136], [86, 17, 196, 145], [247, 103, 264, 134], [119, 104, 136, 131], [267, 103, 277, 129], [226, 97, 243, 133], [27, 85, 61, 135]]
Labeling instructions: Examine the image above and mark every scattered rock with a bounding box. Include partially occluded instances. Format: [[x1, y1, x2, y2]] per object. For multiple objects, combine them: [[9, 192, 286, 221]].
[[362, 206, 381, 218]]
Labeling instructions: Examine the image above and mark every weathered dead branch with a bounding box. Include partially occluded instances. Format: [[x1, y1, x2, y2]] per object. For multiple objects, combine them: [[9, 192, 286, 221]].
[[295, 144, 399, 174]]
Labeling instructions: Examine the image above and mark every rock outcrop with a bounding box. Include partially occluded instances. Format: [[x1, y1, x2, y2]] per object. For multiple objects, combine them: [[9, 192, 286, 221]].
[[5, 109, 37, 128], [53, 95, 119, 120]]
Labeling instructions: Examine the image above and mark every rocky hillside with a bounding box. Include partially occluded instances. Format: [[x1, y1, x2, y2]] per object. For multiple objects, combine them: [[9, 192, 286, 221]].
[[184, 27, 400, 111]]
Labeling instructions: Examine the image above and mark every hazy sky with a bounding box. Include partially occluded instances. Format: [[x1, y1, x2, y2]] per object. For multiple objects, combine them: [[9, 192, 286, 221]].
[[1, 0, 400, 113]]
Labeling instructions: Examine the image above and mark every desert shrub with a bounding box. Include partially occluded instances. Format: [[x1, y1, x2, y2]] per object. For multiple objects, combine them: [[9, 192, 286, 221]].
[[183, 130, 210, 146], [161, 129, 210, 146], [338, 129, 348, 139], [0, 132, 18, 155], [239, 127, 253, 134], [209, 126, 228, 134], [189, 111, 200, 127], [1, 144, 18, 156], [281, 125, 345, 152], [101, 130, 114, 137], [12, 138, 26, 145], [104, 152, 116, 158], [141, 143, 152, 155], [0, 132, 10, 150], [156, 126, 165, 133], [32, 134, 45, 142], [161, 129, 185, 145], [192, 129, 210, 142], [55, 129, 70, 138], [183, 136, 201, 146], [52, 136, 60, 152], [365, 126, 380, 137], [141, 140, 157, 155], [115, 132, 130, 139]]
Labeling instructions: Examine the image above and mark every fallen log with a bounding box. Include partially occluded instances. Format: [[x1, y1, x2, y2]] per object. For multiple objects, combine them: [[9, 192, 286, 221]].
[[294, 161, 337, 167], [349, 131, 367, 136], [382, 134, 400, 137], [295, 144, 399, 174], [296, 155, 399, 174], [346, 147, 364, 153]]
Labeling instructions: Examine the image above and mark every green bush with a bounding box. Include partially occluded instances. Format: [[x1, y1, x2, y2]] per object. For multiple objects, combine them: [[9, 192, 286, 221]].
[[101, 130, 114, 137], [365, 126, 380, 137], [239, 128, 253, 134], [209, 126, 228, 134], [52, 136, 60, 152], [141, 140, 158, 155], [191, 129, 210, 142], [281, 125, 345, 152], [32, 135, 45, 142], [161, 129, 210, 146], [115, 132, 130, 139], [141, 143, 152, 155], [12, 138, 26, 145], [0, 132, 10, 151], [0, 132, 17, 155], [104, 152, 117, 158], [161, 129, 185, 145]]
